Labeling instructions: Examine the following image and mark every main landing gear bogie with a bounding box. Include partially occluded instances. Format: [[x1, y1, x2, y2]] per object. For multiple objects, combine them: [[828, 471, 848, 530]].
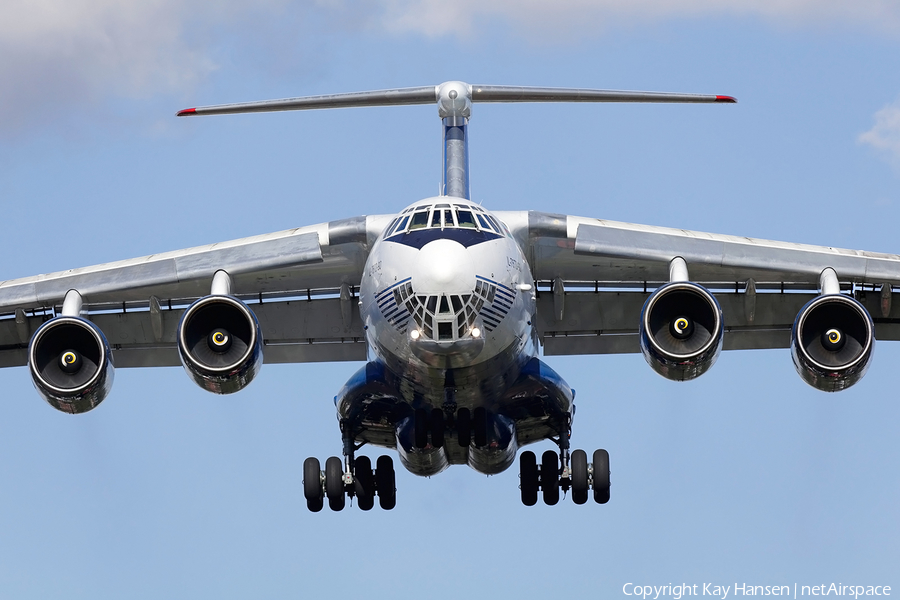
[[518, 447, 610, 507], [303, 454, 397, 512]]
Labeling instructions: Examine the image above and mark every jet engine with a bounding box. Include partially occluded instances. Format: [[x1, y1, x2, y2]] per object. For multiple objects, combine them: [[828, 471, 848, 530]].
[[28, 316, 114, 414], [640, 281, 724, 381], [177, 295, 262, 394], [791, 294, 873, 392]]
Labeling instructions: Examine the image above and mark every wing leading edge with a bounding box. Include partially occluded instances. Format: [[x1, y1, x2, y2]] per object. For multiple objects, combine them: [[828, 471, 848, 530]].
[[497, 211, 900, 356], [0, 215, 393, 369]]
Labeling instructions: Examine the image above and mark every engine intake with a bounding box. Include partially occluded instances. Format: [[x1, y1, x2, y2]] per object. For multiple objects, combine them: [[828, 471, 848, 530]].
[[640, 282, 724, 381], [791, 294, 873, 392], [177, 295, 263, 394], [28, 316, 114, 414]]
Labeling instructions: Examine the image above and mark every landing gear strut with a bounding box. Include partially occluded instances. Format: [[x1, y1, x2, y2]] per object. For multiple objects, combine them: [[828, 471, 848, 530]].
[[302, 421, 397, 512], [517, 416, 610, 506]]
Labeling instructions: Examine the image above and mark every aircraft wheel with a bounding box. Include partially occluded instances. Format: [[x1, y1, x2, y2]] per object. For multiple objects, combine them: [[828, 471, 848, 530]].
[[414, 408, 429, 448], [571, 449, 589, 505], [354, 456, 375, 511], [540, 450, 560, 506], [473, 407, 488, 448], [457, 408, 471, 447], [325, 456, 345, 511], [593, 449, 610, 504], [376, 455, 396, 510], [431, 408, 445, 449], [519, 451, 538, 506], [303, 457, 323, 513]]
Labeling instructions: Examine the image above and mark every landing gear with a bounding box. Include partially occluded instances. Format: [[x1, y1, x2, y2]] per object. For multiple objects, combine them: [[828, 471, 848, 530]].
[[517, 447, 610, 506], [570, 449, 589, 505], [517, 413, 609, 508], [376, 455, 397, 510], [413, 407, 447, 449], [592, 449, 610, 504], [540, 450, 560, 505], [325, 456, 345, 511], [303, 453, 397, 512], [472, 407, 488, 448], [303, 457, 324, 512], [519, 451, 539, 506], [457, 408, 471, 447], [354, 455, 375, 511], [304, 422, 398, 512]]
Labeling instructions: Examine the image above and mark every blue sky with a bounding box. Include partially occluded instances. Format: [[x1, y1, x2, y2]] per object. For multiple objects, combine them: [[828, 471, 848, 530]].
[[1, 2, 899, 598]]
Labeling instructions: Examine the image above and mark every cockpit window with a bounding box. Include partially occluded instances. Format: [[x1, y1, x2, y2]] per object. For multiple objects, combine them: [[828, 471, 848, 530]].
[[390, 204, 505, 236], [386, 215, 408, 237], [409, 210, 430, 230], [456, 210, 476, 228]]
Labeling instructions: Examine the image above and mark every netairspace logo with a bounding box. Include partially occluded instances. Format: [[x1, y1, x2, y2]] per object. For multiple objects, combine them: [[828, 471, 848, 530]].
[[622, 583, 892, 599]]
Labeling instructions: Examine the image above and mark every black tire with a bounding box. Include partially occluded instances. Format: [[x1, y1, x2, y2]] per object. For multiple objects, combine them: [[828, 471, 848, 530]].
[[571, 449, 589, 505], [519, 451, 539, 506], [354, 456, 375, 511], [376, 455, 396, 510], [430, 408, 445, 449], [303, 457, 323, 513], [541, 450, 560, 506], [457, 408, 471, 447], [325, 456, 345, 511], [473, 407, 488, 448], [593, 449, 610, 505], [414, 408, 429, 448]]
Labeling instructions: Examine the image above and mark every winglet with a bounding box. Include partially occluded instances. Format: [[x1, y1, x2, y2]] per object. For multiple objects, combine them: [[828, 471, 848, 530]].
[[176, 108, 197, 117], [715, 95, 737, 103]]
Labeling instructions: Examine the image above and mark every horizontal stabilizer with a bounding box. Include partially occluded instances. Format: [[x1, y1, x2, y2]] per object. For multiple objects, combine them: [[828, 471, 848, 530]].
[[471, 85, 735, 104], [176, 82, 735, 117]]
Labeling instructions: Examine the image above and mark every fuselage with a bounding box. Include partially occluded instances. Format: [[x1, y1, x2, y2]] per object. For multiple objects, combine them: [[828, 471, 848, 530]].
[[359, 197, 538, 407], [336, 197, 574, 477]]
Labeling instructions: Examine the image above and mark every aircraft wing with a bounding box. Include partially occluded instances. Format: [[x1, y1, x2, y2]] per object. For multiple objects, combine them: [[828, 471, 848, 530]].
[[0, 215, 393, 369], [497, 211, 900, 356]]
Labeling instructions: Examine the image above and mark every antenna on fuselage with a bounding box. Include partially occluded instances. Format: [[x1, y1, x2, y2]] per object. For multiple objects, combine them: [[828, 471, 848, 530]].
[[177, 81, 736, 201]]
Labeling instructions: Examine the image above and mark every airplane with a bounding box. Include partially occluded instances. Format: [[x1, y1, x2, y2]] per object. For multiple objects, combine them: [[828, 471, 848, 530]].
[[1, 81, 896, 513]]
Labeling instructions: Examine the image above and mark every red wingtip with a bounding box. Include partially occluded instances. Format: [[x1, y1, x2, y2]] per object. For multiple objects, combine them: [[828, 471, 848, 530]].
[[715, 95, 737, 103], [176, 108, 197, 116]]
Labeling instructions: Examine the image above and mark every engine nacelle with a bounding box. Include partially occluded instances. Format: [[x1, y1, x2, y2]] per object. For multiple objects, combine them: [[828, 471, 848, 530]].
[[28, 316, 114, 414], [640, 281, 724, 381], [177, 295, 263, 394], [791, 294, 873, 392]]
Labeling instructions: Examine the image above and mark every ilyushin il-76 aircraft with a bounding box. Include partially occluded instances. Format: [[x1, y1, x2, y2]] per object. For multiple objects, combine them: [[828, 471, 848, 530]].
[[2, 81, 898, 512]]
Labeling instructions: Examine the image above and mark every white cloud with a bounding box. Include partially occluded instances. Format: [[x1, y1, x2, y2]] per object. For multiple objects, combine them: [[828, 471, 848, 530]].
[[0, 0, 301, 137], [859, 99, 900, 166], [379, 0, 900, 37], [2, 0, 900, 138]]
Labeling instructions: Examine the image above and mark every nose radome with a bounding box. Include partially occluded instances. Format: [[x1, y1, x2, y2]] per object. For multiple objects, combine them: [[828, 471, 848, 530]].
[[413, 239, 474, 294]]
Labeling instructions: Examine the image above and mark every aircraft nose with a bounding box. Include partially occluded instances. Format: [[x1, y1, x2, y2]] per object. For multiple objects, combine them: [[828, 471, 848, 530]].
[[413, 239, 475, 294]]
